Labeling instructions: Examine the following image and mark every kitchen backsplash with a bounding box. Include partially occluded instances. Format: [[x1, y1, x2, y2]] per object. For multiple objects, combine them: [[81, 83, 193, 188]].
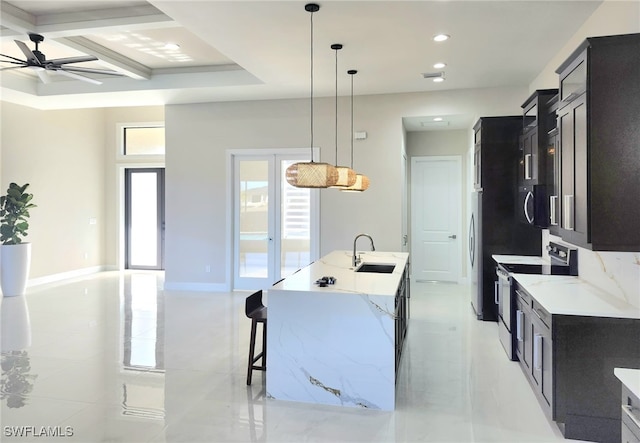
[[543, 231, 640, 309]]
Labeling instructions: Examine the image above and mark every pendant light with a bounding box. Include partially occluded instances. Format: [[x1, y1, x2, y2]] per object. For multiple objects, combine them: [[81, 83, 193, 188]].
[[342, 69, 370, 192], [286, 3, 338, 189], [329, 43, 356, 189]]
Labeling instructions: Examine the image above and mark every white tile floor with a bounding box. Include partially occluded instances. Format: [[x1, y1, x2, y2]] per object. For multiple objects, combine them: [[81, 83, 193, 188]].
[[1, 271, 577, 442]]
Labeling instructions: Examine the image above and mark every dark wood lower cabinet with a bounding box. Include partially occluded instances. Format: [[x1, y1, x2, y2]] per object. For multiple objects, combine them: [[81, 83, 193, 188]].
[[553, 316, 640, 442], [395, 263, 409, 378], [514, 282, 640, 442]]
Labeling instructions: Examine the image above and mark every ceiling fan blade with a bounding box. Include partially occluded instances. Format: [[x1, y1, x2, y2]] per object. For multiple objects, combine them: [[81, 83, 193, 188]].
[[60, 66, 123, 76], [47, 55, 98, 65], [0, 53, 28, 64], [0, 60, 26, 66], [55, 68, 102, 85], [14, 40, 40, 65], [35, 69, 51, 84], [0, 65, 27, 71]]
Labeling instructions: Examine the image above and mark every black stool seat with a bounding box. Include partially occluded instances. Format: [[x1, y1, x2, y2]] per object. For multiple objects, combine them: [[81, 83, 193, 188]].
[[245, 290, 267, 385]]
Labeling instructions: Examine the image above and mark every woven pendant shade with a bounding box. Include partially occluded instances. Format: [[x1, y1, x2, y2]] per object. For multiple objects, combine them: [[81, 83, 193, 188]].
[[286, 161, 338, 188], [342, 173, 370, 192], [285, 4, 338, 189], [330, 165, 357, 188], [328, 43, 357, 189], [340, 69, 369, 193]]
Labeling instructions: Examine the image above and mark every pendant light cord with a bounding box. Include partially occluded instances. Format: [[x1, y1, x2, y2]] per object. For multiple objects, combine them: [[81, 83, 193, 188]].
[[350, 71, 355, 169], [309, 8, 315, 163], [334, 46, 339, 166]]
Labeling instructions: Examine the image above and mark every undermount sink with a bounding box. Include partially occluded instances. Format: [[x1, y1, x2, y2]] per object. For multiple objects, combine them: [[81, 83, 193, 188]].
[[356, 263, 396, 273]]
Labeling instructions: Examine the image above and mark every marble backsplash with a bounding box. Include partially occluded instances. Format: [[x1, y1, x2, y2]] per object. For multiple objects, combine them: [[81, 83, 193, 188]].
[[543, 230, 640, 309]]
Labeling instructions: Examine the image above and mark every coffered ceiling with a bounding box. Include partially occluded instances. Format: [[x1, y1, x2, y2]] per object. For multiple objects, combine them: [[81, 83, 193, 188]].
[[1, 0, 604, 123]]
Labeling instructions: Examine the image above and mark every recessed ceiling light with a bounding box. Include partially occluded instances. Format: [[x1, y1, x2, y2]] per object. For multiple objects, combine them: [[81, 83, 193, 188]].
[[433, 62, 446, 69], [164, 43, 180, 50], [433, 34, 450, 42], [433, 77, 445, 83], [433, 117, 443, 122]]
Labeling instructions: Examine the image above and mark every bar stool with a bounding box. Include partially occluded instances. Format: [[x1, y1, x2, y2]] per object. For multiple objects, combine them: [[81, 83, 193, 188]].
[[245, 290, 267, 385]]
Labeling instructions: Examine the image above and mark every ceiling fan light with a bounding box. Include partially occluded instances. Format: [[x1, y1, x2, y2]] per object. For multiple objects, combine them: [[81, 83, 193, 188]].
[[286, 161, 339, 188], [341, 174, 370, 192]]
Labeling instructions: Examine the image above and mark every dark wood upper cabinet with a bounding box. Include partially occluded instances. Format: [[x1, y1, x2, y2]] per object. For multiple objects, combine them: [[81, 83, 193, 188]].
[[555, 33, 640, 251], [516, 89, 558, 228]]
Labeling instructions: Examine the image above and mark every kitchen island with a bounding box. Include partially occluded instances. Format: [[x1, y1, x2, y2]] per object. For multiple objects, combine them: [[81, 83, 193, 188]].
[[266, 250, 410, 410]]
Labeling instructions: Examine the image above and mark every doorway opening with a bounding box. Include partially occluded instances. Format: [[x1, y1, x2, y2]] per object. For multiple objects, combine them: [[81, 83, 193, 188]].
[[124, 168, 165, 270]]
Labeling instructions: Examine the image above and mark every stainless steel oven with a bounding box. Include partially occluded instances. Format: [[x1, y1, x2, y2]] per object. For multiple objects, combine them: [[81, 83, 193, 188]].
[[493, 242, 578, 361]]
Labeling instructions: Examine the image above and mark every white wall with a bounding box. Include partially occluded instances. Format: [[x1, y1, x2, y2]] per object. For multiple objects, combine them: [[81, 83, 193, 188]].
[[0, 102, 107, 280], [163, 85, 526, 289]]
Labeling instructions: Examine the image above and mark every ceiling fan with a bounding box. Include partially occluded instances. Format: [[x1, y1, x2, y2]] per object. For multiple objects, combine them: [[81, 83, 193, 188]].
[[0, 33, 123, 85]]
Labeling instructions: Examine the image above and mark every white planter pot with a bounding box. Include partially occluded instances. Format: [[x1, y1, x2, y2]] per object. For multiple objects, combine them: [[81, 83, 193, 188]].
[[1, 243, 32, 297]]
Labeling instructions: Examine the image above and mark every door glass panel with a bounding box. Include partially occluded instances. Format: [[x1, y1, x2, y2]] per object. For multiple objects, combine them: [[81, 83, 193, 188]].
[[130, 172, 159, 267], [280, 160, 311, 278], [239, 160, 270, 278]]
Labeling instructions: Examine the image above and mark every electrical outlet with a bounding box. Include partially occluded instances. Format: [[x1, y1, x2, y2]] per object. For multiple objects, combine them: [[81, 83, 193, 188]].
[[205, 265, 211, 273]]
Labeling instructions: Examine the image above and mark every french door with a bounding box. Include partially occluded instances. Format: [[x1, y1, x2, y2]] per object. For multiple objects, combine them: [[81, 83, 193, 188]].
[[233, 153, 319, 290], [125, 168, 165, 270]]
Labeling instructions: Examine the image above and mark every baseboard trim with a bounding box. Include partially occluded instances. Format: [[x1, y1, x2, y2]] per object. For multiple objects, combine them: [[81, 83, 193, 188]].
[[163, 281, 230, 292], [28, 265, 116, 287]]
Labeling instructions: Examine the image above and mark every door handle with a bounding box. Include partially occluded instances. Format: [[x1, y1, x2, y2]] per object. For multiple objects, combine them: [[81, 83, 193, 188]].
[[524, 191, 534, 224], [448, 234, 457, 239], [563, 194, 574, 230], [524, 154, 532, 180], [516, 310, 523, 341], [534, 334, 543, 371], [549, 195, 558, 226]]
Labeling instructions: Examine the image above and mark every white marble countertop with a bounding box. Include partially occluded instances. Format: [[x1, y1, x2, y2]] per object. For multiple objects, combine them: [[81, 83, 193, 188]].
[[512, 273, 640, 319], [492, 254, 549, 266], [615, 368, 640, 400], [272, 250, 409, 297]]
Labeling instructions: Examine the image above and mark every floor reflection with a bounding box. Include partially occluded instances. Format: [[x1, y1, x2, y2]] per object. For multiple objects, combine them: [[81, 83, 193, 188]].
[[1, 350, 36, 408], [1, 295, 35, 409], [120, 273, 166, 422]]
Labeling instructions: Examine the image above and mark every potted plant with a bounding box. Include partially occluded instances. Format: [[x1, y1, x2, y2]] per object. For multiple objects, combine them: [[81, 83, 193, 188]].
[[0, 183, 36, 297]]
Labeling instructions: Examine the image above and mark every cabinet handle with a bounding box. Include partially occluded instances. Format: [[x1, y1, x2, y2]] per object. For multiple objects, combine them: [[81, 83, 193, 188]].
[[524, 191, 534, 224], [534, 333, 543, 371], [550, 195, 558, 226], [563, 194, 574, 230], [494, 281, 499, 304], [525, 154, 532, 180], [516, 310, 523, 341]]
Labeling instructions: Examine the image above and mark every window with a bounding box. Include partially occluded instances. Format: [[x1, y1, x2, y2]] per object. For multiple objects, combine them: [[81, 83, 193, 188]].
[[123, 126, 165, 156]]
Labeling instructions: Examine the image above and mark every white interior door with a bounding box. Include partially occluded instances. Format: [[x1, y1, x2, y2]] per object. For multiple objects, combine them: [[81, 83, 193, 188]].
[[233, 152, 319, 290], [411, 156, 462, 282]]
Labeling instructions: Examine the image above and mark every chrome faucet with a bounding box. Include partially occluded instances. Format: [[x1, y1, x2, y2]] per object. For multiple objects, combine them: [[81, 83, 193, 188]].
[[353, 233, 375, 267]]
